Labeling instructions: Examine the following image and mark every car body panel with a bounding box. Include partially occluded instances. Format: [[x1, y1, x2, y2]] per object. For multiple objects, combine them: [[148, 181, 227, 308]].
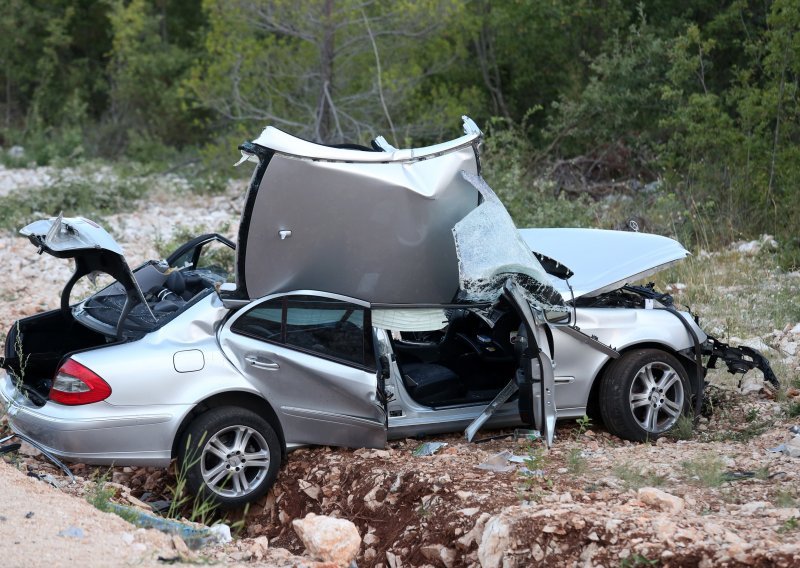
[[238, 145, 481, 304], [1, 372, 186, 466], [219, 291, 387, 449], [550, 308, 707, 410], [518, 228, 690, 298]]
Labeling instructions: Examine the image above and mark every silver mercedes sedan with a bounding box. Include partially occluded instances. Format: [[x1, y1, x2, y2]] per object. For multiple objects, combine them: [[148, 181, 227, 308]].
[[0, 118, 775, 508]]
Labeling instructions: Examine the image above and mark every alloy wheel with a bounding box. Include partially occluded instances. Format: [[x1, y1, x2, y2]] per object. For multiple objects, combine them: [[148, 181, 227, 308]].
[[200, 425, 271, 498], [628, 361, 685, 434]]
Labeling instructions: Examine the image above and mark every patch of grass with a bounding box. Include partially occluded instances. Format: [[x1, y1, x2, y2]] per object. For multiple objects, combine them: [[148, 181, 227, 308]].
[[522, 443, 547, 472], [754, 466, 771, 481], [566, 448, 588, 475], [787, 401, 800, 418], [774, 489, 797, 508], [619, 553, 659, 567], [779, 517, 799, 533], [681, 456, 726, 487], [655, 251, 800, 340], [0, 172, 148, 231], [86, 469, 117, 513], [745, 407, 760, 422], [711, 414, 775, 442], [669, 414, 694, 440], [612, 462, 666, 490], [167, 433, 220, 526], [517, 442, 550, 494], [188, 171, 229, 195]]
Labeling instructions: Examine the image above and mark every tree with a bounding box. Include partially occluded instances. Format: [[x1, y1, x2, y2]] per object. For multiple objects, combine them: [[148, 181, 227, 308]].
[[189, 0, 472, 144]]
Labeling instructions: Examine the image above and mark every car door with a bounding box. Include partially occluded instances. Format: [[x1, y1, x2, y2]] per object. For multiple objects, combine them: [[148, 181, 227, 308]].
[[218, 292, 387, 449], [166, 233, 236, 274], [504, 281, 558, 447]]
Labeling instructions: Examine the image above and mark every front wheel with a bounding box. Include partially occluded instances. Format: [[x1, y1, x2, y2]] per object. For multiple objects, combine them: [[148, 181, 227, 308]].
[[178, 406, 281, 509], [599, 349, 691, 442]]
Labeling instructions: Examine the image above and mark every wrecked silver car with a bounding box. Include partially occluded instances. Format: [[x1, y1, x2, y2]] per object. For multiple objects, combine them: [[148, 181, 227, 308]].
[[0, 118, 775, 508]]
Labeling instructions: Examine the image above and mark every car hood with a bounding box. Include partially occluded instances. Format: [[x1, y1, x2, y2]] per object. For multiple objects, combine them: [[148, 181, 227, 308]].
[[518, 228, 690, 299], [235, 117, 560, 307]]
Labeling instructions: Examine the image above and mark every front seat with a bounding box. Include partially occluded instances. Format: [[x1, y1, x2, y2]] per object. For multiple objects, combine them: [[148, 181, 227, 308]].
[[401, 362, 464, 405]]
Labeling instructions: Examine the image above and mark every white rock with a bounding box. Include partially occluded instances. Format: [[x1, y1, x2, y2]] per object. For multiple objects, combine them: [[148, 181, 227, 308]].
[[8, 145, 24, 159], [250, 536, 269, 560], [386, 550, 402, 568], [741, 337, 772, 352], [790, 323, 800, 335], [478, 514, 512, 568], [740, 501, 770, 515], [457, 512, 490, 550], [292, 513, 361, 567], [737, 240, 761, 255], [785, 436, 800, 458], [298, 479, 321, 500], [637, 487, 685, 514]]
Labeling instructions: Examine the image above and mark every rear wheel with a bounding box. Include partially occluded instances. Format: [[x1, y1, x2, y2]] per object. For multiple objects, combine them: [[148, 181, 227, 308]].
[[178, 406, 281, 509], [599, 349, 690, 442]]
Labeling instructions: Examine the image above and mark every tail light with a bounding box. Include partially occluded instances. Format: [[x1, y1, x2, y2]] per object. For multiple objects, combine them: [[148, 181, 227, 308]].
[[50, 359, 112, 405]]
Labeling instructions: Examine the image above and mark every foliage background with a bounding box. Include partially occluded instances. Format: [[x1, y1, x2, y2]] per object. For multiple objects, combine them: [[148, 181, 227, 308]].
[[1, 0, 799, 263]]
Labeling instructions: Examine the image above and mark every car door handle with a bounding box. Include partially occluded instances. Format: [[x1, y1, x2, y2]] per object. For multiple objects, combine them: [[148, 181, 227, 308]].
[[245, 356, 280, 370]]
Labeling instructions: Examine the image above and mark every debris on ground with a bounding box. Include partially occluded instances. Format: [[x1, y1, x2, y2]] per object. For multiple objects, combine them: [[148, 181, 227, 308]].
[[107, 504, 232, 549], [412, 441, 448, 456]]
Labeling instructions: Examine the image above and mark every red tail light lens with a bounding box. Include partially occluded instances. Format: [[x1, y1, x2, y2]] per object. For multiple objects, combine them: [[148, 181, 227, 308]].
[[50, 359, 112, 405]]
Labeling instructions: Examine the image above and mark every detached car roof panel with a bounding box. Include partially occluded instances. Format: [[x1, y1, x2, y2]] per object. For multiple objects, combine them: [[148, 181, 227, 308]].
[[239, 145, 481, 304]]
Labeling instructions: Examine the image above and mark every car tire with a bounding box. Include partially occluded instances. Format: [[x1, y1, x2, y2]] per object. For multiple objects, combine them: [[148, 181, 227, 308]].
[[178, 406, 281, 510], [599, 348, 691, 442]]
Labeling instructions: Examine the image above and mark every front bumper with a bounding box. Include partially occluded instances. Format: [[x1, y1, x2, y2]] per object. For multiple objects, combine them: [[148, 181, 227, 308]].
[[1, 372, 191, 466]]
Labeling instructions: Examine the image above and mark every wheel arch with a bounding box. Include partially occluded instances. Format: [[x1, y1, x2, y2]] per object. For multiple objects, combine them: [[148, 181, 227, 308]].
[[586, 341, 699, 417], [171, 391, 286, 460]]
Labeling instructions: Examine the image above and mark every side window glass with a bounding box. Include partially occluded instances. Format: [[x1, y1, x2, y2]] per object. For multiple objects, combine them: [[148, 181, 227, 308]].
[[285, 296, 370, 367], [196, 241, 235, 280], [231, 298, 283, 342]]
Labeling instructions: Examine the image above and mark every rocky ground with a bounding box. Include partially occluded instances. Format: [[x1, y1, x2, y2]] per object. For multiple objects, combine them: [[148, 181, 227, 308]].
[[1, 167, 800, 567]]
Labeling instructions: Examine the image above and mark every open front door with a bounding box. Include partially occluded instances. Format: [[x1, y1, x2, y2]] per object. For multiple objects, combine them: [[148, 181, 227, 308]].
[[504, 281, 558, 446]]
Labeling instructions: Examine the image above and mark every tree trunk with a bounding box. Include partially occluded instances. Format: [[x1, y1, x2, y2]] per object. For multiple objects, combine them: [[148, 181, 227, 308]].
[[316, 0, 335, 142]]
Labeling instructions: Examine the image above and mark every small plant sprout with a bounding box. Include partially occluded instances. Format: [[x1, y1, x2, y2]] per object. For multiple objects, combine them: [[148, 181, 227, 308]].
[[566, 447, 588, 475], [573, 414, 591, 439], [670, 414, 694, 441]]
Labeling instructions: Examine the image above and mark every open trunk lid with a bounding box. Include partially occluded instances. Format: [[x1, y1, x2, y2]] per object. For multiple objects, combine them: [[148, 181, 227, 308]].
[[20, 215, 154, 337]]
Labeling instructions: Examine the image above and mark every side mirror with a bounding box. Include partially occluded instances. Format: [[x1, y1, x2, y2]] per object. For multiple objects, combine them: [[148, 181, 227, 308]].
[[544, 309, 573, 325]]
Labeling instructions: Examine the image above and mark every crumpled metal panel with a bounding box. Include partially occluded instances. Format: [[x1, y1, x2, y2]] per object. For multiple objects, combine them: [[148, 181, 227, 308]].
[[240, 145, 480, 304]]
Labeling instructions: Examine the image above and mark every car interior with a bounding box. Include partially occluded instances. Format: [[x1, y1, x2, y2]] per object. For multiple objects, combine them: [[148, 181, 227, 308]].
[[387, 299, 524, 408]]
